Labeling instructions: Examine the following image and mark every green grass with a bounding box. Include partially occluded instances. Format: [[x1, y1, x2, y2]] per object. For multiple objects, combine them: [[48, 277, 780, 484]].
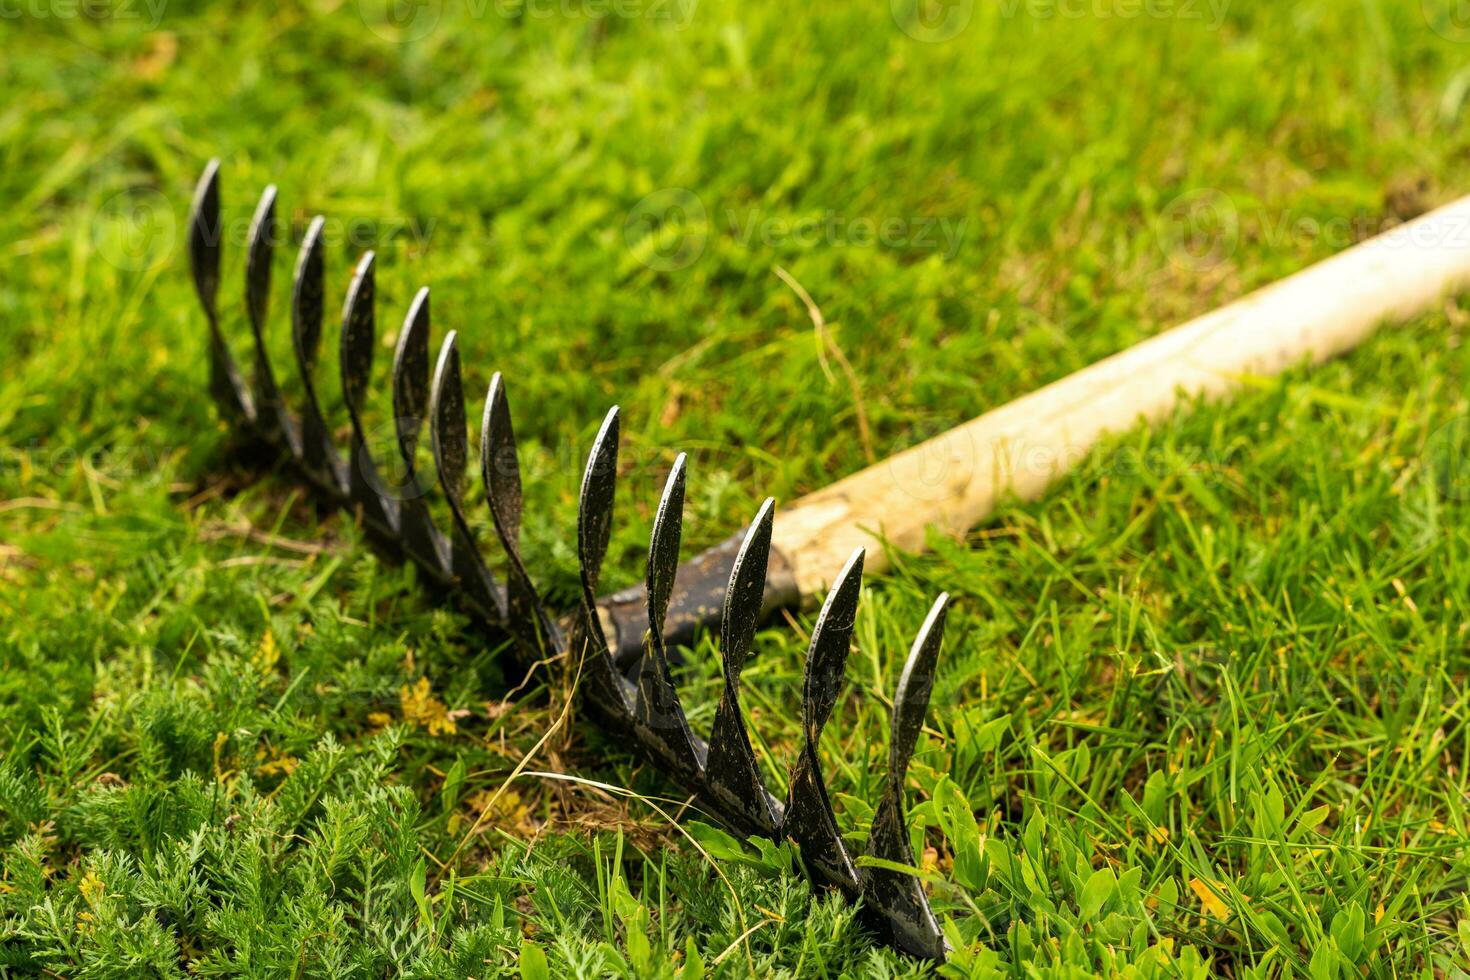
[[7, 0, 1470, 974]]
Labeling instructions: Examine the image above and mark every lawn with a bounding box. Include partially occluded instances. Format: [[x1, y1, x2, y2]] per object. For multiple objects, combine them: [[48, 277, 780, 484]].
[[5, 0, 1470, 975]]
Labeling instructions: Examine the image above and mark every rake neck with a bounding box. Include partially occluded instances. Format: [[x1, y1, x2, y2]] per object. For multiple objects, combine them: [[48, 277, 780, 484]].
[[595, 532, 802, 669]]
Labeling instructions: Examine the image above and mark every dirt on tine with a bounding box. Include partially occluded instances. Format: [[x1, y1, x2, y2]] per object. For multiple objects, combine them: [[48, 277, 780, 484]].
[[188, 159, 955, 960]]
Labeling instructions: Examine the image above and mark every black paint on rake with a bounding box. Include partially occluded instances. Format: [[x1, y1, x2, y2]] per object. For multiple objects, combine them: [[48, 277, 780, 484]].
[[430, 331, 506, 622], [290, 216, 346, 493], [393, 288, 449, 576], [704, 498, 781, 837], [338, 252, 399, 536], [244, 185, 301, 458], [189, 159, 251, 423], [186, 161, 952, 961]]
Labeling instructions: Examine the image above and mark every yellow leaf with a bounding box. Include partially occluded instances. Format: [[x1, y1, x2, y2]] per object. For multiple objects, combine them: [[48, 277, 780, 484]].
[[254, 746, 299, 777], [253, 631, 280, 673], [212, 731, 231, 784], [79, 869, 104, 908], [465, 789, 535, 836], [1189, 877, 1231, 921], [1375, 903, 1385, 924], [1150, 825, 1170, 845], [400, 676, 457, 736]]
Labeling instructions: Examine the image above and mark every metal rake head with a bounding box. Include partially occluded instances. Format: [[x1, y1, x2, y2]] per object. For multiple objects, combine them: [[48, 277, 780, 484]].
[[186, 159, 952, 960]]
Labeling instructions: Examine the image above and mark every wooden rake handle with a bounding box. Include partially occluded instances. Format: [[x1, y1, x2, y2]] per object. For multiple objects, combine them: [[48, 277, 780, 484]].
[[600, 195, 1470, 663], [776, 194, 1470, 593]]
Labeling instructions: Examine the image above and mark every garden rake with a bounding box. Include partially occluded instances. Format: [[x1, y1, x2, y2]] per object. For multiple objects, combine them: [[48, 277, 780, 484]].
[[187, 160, 952, 960], [187, 157, 1470, 961]]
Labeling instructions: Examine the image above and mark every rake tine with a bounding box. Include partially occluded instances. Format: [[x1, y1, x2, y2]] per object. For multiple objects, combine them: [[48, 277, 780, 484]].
[[429, 331, 506, 622], [703, 497, 781, 835], [482, 373, 557, 651], [570, 407, 635, 714], [290, 217, 347, 494], [578, 409, 619, 598], [633, 454, 704, 775], [243, 185, 301, 456], [781, 548, 864, 895], [188, 159, 254, 423], [337, 251, 399, 536], [391, 288, 449, 574], [861, 593, 949, 959]]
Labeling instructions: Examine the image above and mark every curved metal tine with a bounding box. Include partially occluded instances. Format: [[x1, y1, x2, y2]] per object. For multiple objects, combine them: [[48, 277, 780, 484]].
[[243, 186, 301, 455], [703, 498, 781, 835], [781, 548, 865, 895], [188, 159, 254, 423], [632, 454, 704, 775], [290, 217, 347, 494], [390, 288, 449, 575], [482, 373, 557, 650], [337, 252, 399, 536], [861, 593, 949, 960], [428, 331, 506, 622], [568, 407, 634, 714]]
